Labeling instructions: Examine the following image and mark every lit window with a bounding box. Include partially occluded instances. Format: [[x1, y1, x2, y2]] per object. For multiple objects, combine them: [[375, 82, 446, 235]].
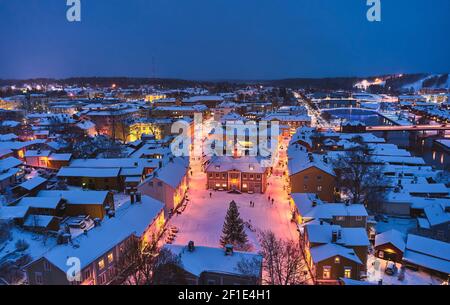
[[344, 267, 352, 278], [334, 257, 340, 264], [98, 259, 105, 270], [323, 266, 331, 279], [243, 184, 248, 188], [317, 186, 322, 192], [107, 253, 114, 263]]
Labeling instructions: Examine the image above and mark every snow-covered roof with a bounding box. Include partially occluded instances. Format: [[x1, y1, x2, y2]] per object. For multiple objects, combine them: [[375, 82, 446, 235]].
[[0, 156, 22, 171], [24, 215, 56, 228], [306, 224, 369, 247], [24, 150, 51, 158], [406, 234, 450, 262], [287, 147, 334, 177], [145, 157, 189, 188], [423, 204, 450, 226], [309, 243, 362, 265], [165, 244, 262, 277], [183, 95, 224, 103], [291, 193, 322, 217], [40, 195, 164, 271], [57, 167, 120, 178], [303, 203, 368, 220], [37, 190, 109, 205], [70, 158, 151, 168], [48, 153, 72, 161], [206, 156, 267, 174], [374, 229, 406, 252], [0, 206, 29, 220], [18, 176, 47, 191], [403, 234, 450, 274], [17, 197, 62, 209]]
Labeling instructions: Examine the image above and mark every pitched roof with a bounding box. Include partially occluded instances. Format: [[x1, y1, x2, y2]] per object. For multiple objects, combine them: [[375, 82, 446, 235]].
[[309, 243, 362, 265], [375, 229, 406, 252]]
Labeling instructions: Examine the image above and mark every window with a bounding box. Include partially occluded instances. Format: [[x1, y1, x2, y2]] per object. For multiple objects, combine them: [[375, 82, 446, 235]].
[[356, 216, 363, 221], [334, 257, 340, 264], [256, 174, 261, 180], [43, 260, 51, 272], [317, 175, 322, 181], [243, 174, 247, 179], [207, 279, 216, 285], [107, 252, 114, 264], [84, 269, 92, 281], [149, 181, 153, 187], [35, 272, 43, 285], [344, 267, 352, 278], [322, 266, 331, 279], [317, 186, 322, 192], [157, 181, 163, 187], [304, 185, 308, 191], [215, 173, 219, 178], [304, 175, 309, 180], [98, 273, 106, 285], [336, 216, 345, 221], [98, 259, 105, 270]]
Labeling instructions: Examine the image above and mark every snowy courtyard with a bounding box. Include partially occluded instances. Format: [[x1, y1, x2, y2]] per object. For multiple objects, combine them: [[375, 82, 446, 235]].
[[168, 171, 299, 251], [366, 255, 443, 285]]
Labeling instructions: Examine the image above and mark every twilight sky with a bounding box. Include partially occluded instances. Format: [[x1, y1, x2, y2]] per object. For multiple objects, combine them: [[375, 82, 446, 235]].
[[0, 0, 449, 80]]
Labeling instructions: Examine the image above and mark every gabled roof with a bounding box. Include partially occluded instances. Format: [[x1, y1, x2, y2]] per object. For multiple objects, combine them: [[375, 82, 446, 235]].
[[309, 243, 362, 265], [18, 176, 47, 191], [37, 190, 109, 205], [375, 229, 406, 252], [143, 157, 189, 188]]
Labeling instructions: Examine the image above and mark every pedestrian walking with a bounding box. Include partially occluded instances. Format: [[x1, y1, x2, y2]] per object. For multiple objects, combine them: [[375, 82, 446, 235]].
[[271, 198, 274, 205], [209, 192, 212, 198]]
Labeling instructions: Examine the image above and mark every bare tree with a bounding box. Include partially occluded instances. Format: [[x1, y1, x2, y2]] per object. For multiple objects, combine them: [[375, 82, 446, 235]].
[[115, 237, 186, 285], [115, 238, 155, 285], [258, 230, 308, 285], [332, 138, 386, 208]]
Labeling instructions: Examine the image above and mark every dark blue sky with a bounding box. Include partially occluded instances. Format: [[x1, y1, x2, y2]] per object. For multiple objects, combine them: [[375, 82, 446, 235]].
[[0, 0, 449, 80]]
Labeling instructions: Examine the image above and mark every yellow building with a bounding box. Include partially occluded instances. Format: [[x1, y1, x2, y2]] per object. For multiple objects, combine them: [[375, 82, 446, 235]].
[[127, 122, 163, 142], [145, 94, 167, 103]]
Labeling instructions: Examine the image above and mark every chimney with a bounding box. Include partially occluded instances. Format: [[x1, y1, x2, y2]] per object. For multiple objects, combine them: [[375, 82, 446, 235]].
[[331, 230, 338, 243], [225, 244, 234, 256], [187, 241, 195, 252], [136, 191, 142, 203]]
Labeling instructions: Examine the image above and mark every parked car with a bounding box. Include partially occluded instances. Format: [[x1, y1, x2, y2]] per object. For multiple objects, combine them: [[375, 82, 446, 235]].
[[385, 261, 397, 276]]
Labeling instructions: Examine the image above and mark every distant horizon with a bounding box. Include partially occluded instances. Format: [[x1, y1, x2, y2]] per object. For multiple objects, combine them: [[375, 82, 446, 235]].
[[1, 71, 448, 83]]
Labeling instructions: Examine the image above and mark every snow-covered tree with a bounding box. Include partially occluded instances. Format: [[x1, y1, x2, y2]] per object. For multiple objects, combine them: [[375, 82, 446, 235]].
[[220, 200, 249, 250]]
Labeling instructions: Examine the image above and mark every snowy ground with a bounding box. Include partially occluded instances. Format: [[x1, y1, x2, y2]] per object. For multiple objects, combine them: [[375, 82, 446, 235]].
[[366, 255, 443, 285], [169, 137, 298, 251], [168, 172, 298, 251]]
